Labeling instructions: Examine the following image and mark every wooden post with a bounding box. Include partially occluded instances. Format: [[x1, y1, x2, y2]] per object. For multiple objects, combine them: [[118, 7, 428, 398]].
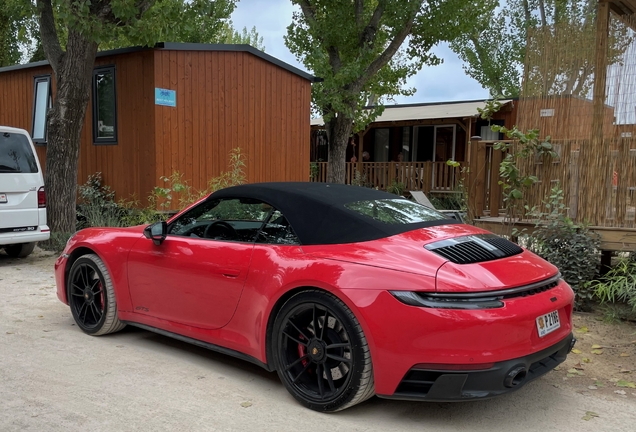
[[422, 162, 432, 193], [474, 141, 487, 218], [489, 146, 503, 217], [357, 130, 366, 174], [467, 136, 486, 219]]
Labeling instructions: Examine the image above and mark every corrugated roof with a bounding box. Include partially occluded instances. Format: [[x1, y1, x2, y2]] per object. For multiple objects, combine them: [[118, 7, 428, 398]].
[[310, 99, 513, 126]]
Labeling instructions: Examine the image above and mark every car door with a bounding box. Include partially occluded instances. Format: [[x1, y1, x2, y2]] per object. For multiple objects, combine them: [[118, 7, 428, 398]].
[[0, 130, 43, 233], [127, 197, 271, 329]]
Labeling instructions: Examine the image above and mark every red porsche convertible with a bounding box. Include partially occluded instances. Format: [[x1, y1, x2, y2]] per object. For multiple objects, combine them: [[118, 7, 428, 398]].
[[55, 182, 575, 412]]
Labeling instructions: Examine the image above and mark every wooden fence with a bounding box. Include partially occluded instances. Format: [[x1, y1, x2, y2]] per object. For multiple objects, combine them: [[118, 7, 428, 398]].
[[310, 161, 464, 193], [468, 138, 636, 228]]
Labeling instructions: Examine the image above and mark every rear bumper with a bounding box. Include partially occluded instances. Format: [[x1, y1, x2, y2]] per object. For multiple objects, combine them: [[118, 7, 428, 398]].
[[0, 226, 50, 245], [378, 333, 574, 401]]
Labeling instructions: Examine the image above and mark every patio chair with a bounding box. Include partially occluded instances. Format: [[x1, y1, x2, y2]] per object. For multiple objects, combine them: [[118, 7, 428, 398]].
[[410, 191, 435, 209], [410, 190, 465, 223]]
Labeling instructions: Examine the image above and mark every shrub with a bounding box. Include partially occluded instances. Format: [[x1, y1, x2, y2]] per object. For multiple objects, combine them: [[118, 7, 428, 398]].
[[207, 147, 246, 192], [39, 232, 73, 253], [588, 257, 636, 312], [76, 173, 124, 229], [387, 180, 406, 196], [153, 147, 246, 211], [154, 171, 206, 211], [525, 186, 600, 310]]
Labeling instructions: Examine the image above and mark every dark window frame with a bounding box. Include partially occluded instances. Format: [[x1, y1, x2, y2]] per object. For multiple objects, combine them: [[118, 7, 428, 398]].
[[31, 75, 52, 145], [91, 65, 118, 145]]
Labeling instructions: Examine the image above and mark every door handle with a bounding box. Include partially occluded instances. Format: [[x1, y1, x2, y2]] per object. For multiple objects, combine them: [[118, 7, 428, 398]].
[[220, 268, 240, 278]]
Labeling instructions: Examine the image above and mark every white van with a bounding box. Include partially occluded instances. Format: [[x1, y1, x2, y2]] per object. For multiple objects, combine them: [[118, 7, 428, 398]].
[[0, 126, 50, 257]]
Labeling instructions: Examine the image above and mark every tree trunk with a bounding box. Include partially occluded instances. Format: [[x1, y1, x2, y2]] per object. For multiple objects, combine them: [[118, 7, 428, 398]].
[[45, 31, 98, 233], [326, 115, 354, 184]]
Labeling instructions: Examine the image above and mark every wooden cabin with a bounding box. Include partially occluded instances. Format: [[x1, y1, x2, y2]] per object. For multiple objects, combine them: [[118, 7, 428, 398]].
[[0, 43, 316, 202], [309, 99, 517, 193]]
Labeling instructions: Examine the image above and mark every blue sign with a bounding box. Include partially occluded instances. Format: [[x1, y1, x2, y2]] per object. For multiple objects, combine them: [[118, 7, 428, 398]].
[[155, 88, 176, 107]]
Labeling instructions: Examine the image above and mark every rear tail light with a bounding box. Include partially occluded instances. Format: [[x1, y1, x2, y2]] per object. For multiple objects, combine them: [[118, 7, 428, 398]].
[[38, 186, 46, 208]]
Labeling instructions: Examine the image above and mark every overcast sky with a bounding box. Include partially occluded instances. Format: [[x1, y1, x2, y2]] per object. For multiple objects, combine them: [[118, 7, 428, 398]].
[[230, 0, 490, 105]]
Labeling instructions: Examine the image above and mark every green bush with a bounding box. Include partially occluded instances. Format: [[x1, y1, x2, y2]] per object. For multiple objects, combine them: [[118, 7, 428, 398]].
[[588, 257, 636, 312], [76, 173, 124, 229], [429, 193, 463, 211], [76, 148, 247, 229], [39, 232, 73, 253], [525, 186, 600, 310], [387, 180, 406, 196], [154, 147, 246, 211]]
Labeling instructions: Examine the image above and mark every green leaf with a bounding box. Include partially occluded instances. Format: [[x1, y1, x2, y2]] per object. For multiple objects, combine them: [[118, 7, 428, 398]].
[[582, 411, 599, 421], [616, 380, 636, 388]]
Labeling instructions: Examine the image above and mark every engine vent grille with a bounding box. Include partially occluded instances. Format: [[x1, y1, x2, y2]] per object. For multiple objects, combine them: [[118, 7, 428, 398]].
[[425, 234, 523, 264]]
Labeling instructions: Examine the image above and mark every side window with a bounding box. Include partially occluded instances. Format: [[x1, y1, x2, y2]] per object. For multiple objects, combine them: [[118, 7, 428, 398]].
[[257, 210, 300, 245], [169, 198, 271, 242], [92, 66, 117, 145], [0, 132, 39, 174], [32, 75, 52, 144]]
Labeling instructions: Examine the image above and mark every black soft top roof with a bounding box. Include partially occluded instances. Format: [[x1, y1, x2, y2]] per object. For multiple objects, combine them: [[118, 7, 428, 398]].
[[209, 182, 458, 245]]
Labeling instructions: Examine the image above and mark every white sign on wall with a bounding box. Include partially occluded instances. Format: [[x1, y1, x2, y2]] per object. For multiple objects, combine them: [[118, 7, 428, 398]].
[[540, 109, 555, 117]]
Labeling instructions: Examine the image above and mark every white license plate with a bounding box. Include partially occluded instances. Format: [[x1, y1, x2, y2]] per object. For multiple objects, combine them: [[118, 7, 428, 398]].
[[0, 193, 6, 203], [536, 310, 560, 337]]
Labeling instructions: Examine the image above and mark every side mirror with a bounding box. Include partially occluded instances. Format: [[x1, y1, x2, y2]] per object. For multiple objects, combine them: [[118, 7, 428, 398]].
[[144, 221, 167, 246]]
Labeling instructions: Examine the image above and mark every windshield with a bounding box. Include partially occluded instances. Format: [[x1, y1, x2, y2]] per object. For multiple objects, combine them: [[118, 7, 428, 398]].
[[0, 132, 39, 173], [345, 199, 448, 225]]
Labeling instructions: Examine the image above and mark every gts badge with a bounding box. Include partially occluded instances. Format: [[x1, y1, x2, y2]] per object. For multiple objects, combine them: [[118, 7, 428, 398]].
[[135, 306, 150, 313]]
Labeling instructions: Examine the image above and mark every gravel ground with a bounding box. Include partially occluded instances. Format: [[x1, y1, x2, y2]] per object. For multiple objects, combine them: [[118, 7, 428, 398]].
[[1, 248, 636, 432]]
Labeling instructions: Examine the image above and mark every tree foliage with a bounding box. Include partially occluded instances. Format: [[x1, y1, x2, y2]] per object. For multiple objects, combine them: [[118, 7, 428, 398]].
[[35, 0, 237, 234], [450, 0, 633, 98], [285, 0, 491, 183], [449, 0, 522, 97], [0, 0, 39, 66], [218, 24, 265, 50]]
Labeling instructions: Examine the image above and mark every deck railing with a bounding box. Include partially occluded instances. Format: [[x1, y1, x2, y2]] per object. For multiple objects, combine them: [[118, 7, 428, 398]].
[[310, 161, 464, 193]]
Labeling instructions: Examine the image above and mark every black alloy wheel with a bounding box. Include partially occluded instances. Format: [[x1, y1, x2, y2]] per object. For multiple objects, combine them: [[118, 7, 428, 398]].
[[273, 291, 374, 412], [67, 254, 126, 336]]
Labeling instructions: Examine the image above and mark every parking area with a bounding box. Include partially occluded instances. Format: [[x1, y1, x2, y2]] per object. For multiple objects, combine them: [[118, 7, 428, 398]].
[[2, 249, 636, 432]]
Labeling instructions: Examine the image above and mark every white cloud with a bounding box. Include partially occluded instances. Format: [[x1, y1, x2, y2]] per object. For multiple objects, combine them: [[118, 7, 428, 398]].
[[231, 0, 489, 104]]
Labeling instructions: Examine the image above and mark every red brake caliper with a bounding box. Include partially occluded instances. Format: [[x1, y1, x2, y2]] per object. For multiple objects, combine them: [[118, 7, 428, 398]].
[[298, 334, 309, 367]]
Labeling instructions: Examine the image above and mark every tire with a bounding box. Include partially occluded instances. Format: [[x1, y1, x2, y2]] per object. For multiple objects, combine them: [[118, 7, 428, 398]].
[[67, 254, 126, 336], [4, 242, 36, 258], [272, 290, 375, 412]]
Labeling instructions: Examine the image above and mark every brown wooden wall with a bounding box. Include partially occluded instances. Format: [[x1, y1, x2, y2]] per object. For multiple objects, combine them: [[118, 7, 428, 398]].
[[84, 52, 156, 202], [517, 97, 615, 140], [0, 51, 156, 202], [152, 49, 311, 192], [1, 48, 312, 207], [0, 64, 52, 147]]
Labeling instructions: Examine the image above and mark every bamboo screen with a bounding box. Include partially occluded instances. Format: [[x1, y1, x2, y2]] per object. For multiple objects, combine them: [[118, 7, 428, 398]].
[[515, 10, 636, 227]]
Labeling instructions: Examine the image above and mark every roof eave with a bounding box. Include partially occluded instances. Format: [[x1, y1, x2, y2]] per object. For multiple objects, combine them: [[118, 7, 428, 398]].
[[0, 43, 320, 82]]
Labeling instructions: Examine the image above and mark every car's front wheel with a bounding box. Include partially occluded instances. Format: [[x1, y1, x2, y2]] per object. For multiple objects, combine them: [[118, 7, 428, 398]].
[[4, 242, 36, 258], [67, 254, 126, 336], [272, 290, 375, 412]]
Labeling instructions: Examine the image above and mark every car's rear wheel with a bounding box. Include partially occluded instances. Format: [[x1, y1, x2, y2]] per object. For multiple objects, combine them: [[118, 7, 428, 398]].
[[67, 254, 126, 336], [4, 242, 36, 258], [272, 290, 374, 412]]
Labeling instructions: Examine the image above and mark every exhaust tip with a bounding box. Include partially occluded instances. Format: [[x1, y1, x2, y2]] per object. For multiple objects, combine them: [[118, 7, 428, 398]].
[[504, 366, 527, 388], [568, 337, 577, 354]]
